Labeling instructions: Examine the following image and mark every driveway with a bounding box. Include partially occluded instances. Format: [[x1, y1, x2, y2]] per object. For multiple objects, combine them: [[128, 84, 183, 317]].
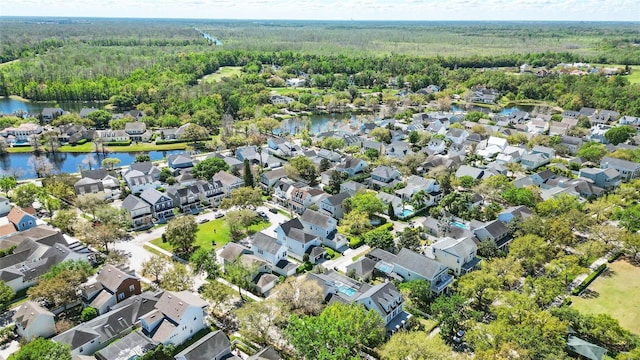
[[323, 245, 371, 273]]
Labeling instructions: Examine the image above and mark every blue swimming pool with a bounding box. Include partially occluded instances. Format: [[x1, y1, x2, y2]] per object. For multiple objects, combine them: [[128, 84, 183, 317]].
[[400, 209, 414, 217], [451, 221, 467, 229], [337, 285, 357, 296], [377, 263, 393, 273]]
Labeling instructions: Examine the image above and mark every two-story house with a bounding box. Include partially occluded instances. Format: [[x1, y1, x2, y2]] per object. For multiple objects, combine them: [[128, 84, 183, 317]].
[[74, 177, 106, 197], [394, 176, 441, 208], [139, 188, 175, 221], [299, 208, 346, 250], [166, 186, 201, 214], [473, 219, 511, 250], [146, 291, 208, 346], [289, 188, 313, 214], [168, 154, 194, 170], [600, 157, 640, 182], [0, 196, 11, 216], [431, 237, 480, 276], [260, 168, 288, 191], [275, 218, 324, 263], [13, 301, 56, 341], [212, 171, 244, 197], [250, 232, 295, 276], [335, 156, 368, 177], [174, 331, 235, 360], [122, 194, 153, 229], [445, 128, 469, 145], [7, 207, 38, 232], [319, 191, 350, 220], [124, 122, 151, 142], [82, 264, 142, 314], [123, 169, 161, 194], [579, 167, 622, 190], [369, 165, 401, 190]]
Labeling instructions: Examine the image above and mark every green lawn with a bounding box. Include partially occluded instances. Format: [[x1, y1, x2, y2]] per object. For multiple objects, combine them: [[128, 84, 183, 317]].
[[150, 218, 270, 253], [7, 146, 34, 153], [571, 260, 640, 335], [59, 142, 94, 152], [591, 64, 640, 84], [200, 66, 243, 83], [107, 142, 188, 152]]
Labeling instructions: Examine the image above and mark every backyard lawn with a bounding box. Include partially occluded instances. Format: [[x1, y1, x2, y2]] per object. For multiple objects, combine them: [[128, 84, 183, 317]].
[[571, 260, 640, 335], [150, 218, 270, 253], [200, 66, 243, 83]]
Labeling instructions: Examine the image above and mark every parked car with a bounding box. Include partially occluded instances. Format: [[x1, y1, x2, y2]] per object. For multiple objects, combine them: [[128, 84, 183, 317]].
[[214, 212, 224, 219], [198, 218, 210, 224], [257, 211, 269, 220], [453, 330, 466, 343], [269, 208, 278, 214]]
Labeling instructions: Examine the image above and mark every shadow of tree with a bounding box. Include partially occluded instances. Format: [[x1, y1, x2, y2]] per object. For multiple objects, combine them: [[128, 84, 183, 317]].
[[580, 289, 600, 299], [601, 269, 616, 278]]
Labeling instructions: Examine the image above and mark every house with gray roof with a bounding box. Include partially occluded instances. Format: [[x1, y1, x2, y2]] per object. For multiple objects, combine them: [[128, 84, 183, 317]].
[[260, 168, 288, 191], [346, 257, 377, 282], [124, 169, 161, 194], [13, 301, 56, 341], [168, 154, 194, 170], [340, 180, 366, 196], [431, 237, 480, 276], [319, 191, 351, 220], [139, 188, 174, 221], [600, 157, 640, 181], [274, 218, 324, 263], [212, 171, 243, 197], [474, 220, 511, 250], [369, 165, 401, 190], [122, 194, 153, 229], [74, 177, 105, 197], [299, 208, 346, 251], [579, 167, 621, 189], [174, 330, 237, 360], [124, 122, 151, 142], [250, 232, 291, 276], [335, 156, 367, 177], [82, 264, 141, 315]]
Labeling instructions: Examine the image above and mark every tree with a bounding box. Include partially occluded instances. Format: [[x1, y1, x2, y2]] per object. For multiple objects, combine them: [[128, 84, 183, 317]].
[[28, 155, 54, 178], [388, 201, 396, 220], [274, 277, 324, 316], [622, 232, 640, 263], [576, 142, 608, 162], [161, 263, 194, 291], [235, 300, 280, 345], [165, 215, 197, 255], [347, 191, 386, 217], [408, 130, 420, 145], [456, 270, 501, 311], [141, 255, 169, 283], [614, 204, 640, 232], [220, 187, 263, 210], [399, 279, 432, 312], [199, 281, 234, 316], [0, 281, 14, 311], [225, 209, 257, 237], [135, 154, 151, 163], [225, 260, 257, 299], [477, 239, 502, 258], [364, 147, 379, 160], [243, 159, 254, 187], [501, 186, 537, 207], [338, 210, 371, 236], [179, 123, 210, 145], [189, 248, 221, 279], [87, 110, 112, 129], [28, 260, 92, 309], [39, 195, 60, 218], [362, 227, 394, 250], [397, 227, 420, 252], [80, 307, 98, 322], [9, 338, 71, 360], [321, 137, 345, 150], [287, 156, 318, 185], [76, 221, 126, 253], [508, 234, 553, 275], [101, 157, 120, 170], [12, 183, 41, 208], [192, 157, 229, 180], [430, 294, 476, 341], [75, 193, 106, 218], [285, 302, 386, 360], [458, 175, 476, 188], [370, 127, 391, 143], [326, 170, 344, 194], [605, 125, 636, 145], [0, 176, 17, 195], [379, 330, 454, 360], [319, 158, 331, 172], [94, 205, 131, 228], [50, 209, 78, 235], [42, 131, 60, 153]]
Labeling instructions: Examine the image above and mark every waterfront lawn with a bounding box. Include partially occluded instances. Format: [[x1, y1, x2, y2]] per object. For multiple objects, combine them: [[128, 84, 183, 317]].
[[59, 142, 94, 152], [571, 260, 640, 335], [150, 218, 270, 253], [201, 66, 243, 83], [7, 146, 34, 153], [107, 142, 188, 152]]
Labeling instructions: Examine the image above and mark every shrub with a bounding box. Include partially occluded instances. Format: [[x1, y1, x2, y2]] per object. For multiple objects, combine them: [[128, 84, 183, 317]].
[[349, 236, 364, 248], [81, 307, 98, 321], [76, 138, 88, 145], [104, 140, 132, 146], [608, 251, 622, 263], [572, 264, 607, 295]]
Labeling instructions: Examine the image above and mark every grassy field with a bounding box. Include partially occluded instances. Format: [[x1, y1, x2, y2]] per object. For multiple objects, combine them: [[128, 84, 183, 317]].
[[106, 142, 188, 152], [7, 146, 34, 153], [200, 66, 243, 83], [150, 218, 270, 253], [571, 260, 640, 335], [592, 64, 640, 85], [59, 142, 94, 152]]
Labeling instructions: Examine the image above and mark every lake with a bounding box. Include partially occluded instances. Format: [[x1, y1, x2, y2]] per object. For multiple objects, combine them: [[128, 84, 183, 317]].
[[0, 97, 107, 116], [0, 150, 184, 179]]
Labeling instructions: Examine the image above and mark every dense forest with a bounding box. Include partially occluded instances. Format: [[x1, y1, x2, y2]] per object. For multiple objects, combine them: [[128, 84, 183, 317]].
[[0, 18, 639, 117]]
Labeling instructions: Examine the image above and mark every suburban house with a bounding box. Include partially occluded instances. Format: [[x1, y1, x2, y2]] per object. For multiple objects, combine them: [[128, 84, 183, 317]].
[[288, 188, 313, 215], [53, 292, 160, 356], [346, 257, 377, 282], [7, 207, 38, 232], [274, 218, 324, 263], [0, 225, 93, 292], [41, 107, 63, 122], [376, 192, 404, 216], [319, 191, 351, 220], [476, 136, 508, 159], [474, 220, 511, 249], [174, 330, 236, 360], [145, 291, 209, 346], [394, 176, 441, 207], [579, 167, 621, 189], [445, 128, 469, 145], [385, 141, 414, 160], [82, 264, 142, 315], [305, 270, 412, 334], [560, 136, 583, 155], [129, 161, 162, 181], [124, 122, 151, 142], [340, 181, 366, 196], [600, 157, 640, 182], [13, 301, 56, 341], [335, 156, 368, 177], [166, 186, 202, 214], [270, 95, 294, 105], [74, 177, 105, 197], [249, 232, 296, 276], [168, 154, 194, 170], [212, 171, 244, 197], [95, 129, 130, 142], [0, 123, 42, 143], [122, 194, 153, 229], [300, 208, 346, 250], [123, 169, 161, 194], [260, 168, 288, 191], [0, 197, 10, 216], [366, 248, 454, 295], [94, 331, 157, 360], [521, 153, 550, 170], [431, 237, 480, 276], [498, 205, 533, 224], [369, 165, 401, 190], [139, 188, 175, 221]]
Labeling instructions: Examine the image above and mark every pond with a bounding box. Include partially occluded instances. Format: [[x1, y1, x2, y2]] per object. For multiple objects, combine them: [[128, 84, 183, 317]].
[[0, 150, 184, 179], [0, 97, 107, 116]]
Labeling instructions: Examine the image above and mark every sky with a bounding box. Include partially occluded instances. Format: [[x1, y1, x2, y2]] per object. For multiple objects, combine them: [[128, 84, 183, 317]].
[[2, 0, 639, 21]]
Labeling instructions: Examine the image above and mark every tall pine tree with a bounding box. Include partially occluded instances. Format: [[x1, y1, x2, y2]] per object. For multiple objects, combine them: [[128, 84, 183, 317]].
[[243, 159, 254, 188]]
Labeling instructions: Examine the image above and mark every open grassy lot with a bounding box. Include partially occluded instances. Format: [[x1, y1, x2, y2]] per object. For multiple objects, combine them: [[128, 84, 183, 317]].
[[571, 260, 640, 335], [200, 66, 243, 83], [107, 142, 188, 152], [591, 64, 640, 85], [150, 217, 269, 253]]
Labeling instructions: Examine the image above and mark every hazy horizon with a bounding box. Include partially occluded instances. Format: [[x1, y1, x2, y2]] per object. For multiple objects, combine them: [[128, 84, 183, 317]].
[[3, 0, 640, 22]]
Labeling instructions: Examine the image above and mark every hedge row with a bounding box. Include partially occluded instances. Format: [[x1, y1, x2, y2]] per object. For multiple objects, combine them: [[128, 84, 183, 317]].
[[572, 264, 607, 295], [104, 140, 132, 146], [607, 251, 623, 263]]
